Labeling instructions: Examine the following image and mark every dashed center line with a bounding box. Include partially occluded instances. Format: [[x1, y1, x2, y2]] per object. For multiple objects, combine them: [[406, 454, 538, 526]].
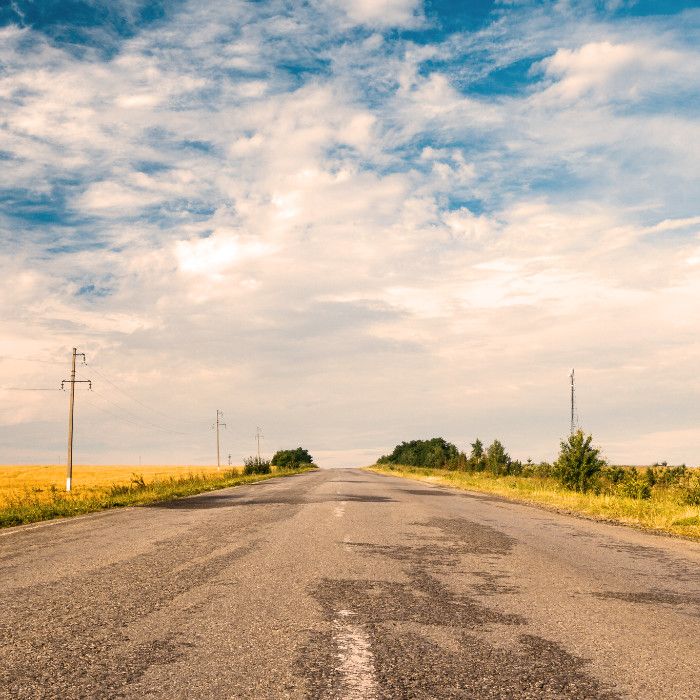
[[334, 609, 379, 700]]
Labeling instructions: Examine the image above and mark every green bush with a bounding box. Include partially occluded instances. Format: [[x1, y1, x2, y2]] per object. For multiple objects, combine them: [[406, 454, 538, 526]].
[[644, 467, 657, 487], [604, 465, 626, 485], [555, 430, 605, 493], [271, 447, 314, 470], [243, 456, 271, 475], [521, 461, 554, 478], [618, 474, 652, 500], [684, 474, 700, 506], [654, 465, 688, 487]]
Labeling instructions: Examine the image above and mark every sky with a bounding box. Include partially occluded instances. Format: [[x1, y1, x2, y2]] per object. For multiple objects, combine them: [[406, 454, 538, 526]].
[[0, 0, 699, 468]]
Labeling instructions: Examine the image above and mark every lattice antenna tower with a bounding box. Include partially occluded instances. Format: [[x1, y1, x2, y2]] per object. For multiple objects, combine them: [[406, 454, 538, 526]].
[[569, 368, 577, 435]]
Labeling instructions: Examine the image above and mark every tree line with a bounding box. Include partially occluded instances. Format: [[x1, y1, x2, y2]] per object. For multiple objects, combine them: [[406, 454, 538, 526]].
[[378, 433, 699, 503]]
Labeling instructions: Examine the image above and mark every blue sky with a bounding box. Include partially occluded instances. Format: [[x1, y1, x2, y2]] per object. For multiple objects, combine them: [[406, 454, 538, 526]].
[[1, 0, 699, 466]]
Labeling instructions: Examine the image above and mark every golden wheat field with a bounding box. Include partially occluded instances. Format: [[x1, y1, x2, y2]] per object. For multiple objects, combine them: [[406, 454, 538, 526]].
[[0, 464, 239, 503]]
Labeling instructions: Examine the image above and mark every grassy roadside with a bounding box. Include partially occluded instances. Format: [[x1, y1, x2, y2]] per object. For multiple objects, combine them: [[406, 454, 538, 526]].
[[0, 466, 317, 529], [367, 465, 700, 541]]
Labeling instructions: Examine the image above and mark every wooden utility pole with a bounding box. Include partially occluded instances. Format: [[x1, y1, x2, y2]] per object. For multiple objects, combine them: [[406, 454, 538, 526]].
[[62, 348, 91, 492], [215, 410, 226, 470]]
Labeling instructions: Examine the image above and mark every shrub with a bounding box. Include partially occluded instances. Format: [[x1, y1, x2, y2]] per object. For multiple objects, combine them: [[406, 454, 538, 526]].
[[644, 467, 657, 487], [271, 447, 314, 470], [618, 474, 652, 500], [604, 465, 626, 485], [684, 474, 700, 506], [539, 461, 555, 477], [243, 456, 271, 475], [655, 465, 687, 487], [554, 430, 605, 493], [509, 459, 523, 476]]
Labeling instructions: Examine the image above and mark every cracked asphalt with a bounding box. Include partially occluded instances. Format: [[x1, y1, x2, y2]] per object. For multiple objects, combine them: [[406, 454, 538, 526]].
[[1, 468, 698, 699]]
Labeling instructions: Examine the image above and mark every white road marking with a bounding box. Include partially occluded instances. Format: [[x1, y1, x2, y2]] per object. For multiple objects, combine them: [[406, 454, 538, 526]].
[[334, 609, 379, 700], [334, 500, 347, 518]]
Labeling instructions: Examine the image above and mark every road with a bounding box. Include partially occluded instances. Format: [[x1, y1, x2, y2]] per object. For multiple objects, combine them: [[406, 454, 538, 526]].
[[0, 468, 698, 699]]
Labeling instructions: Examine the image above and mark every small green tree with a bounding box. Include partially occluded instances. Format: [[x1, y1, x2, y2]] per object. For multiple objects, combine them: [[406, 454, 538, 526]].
[[555, 430, 605, 492], [468, 438, 486, 471], [485, 439, 511, 476]]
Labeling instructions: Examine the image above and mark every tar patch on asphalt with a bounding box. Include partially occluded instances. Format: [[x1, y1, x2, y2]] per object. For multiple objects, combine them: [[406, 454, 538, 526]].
[[298, 517, 621, 699]]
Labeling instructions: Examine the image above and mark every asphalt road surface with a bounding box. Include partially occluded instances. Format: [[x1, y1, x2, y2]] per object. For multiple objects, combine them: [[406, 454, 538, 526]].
[[1, 468, 699, 699]]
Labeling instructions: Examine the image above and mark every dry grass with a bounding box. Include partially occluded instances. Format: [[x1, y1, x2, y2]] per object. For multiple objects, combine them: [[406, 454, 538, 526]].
[[368, 465, 700, 541], [0, 463, 314, 528], [0, 463, 232, 501]]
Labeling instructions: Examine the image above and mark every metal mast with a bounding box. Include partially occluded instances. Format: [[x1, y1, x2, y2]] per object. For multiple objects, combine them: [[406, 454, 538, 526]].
[[570, 368, 576, 435]]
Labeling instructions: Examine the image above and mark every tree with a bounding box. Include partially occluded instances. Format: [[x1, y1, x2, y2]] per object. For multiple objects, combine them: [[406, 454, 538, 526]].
[[485, 439, 511, 476], [554, 430, 605, 492], [271, 447, 314, 469], [377, 438, 459, 468], [468, 438, 486, 471]]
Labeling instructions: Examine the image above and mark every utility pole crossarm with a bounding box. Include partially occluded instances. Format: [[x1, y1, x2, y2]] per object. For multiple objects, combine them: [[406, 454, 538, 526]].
[[61, 380, 92, 389]]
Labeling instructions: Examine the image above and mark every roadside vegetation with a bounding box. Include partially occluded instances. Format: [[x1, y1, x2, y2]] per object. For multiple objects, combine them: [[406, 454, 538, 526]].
[[372, 434, 700, 540], [0, 463, 316, 528], [243, 447, 316, 475]]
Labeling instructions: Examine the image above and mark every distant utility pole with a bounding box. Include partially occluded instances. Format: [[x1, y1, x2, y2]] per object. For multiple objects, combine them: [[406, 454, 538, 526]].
[[61, 348, 91, 492], [570, 368, 576, 435], [228, 453, 232, 467], [214, 410, 226, 470], [256, 426, 263, 460]]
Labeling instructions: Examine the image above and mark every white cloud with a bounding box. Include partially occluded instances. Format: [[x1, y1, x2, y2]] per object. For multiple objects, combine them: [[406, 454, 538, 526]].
[[327, 0, 423, 28], [538, 40, 700, 104], [175, 233, 275, 278]]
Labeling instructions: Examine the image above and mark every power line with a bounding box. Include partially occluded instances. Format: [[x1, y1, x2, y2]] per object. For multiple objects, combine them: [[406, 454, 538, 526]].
[[83, 360, 200, 427], [83, 394, 180, 435], [0, 355, 64, 365], [0, 387, 63, 391], [83, 381, 195, 436]]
